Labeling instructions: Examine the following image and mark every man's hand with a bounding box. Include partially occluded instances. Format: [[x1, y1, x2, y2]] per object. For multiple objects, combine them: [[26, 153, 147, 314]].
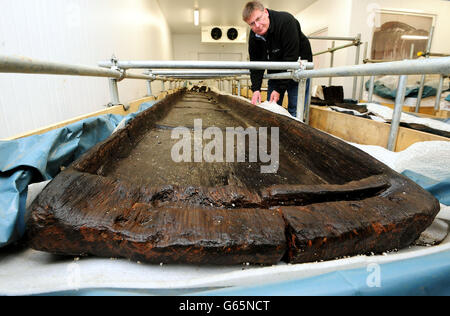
[[269, 90, 280, 104], [251, 91, 262, 105]]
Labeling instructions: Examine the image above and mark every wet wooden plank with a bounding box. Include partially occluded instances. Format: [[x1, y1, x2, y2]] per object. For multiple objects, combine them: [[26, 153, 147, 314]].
[[281, 176, 440, 263], [27, 170, 286, 265]]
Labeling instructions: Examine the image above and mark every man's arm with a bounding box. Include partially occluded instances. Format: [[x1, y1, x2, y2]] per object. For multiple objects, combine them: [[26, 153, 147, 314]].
[[248, 36, 265, 104], [250, 69, 265, 93], [271, 15, 301, 94]]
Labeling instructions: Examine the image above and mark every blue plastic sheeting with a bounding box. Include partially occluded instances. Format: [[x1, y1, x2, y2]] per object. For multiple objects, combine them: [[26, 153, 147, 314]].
[[0, 102, 155, 247], [191, 250, 450, 296], [402, 170, 450, 206], [27, 250, 450, 296], [446, 94, 450, 102], [365, 80, 436, 100]]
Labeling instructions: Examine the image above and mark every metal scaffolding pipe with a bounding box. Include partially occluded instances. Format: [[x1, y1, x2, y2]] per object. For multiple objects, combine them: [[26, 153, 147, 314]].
[[0, 54, 122, 78], [124, 72, 155, 80], [305, 78, 313, 125], [293, 57, 450, 79], [308, 35, 360, 42], [0, 54, 152, 81], [352, 34, 362, 100], [409, 43, 415, 60], [358, 42, 368, 101], [313, 41, 359, 57], [418, 52, 450, 58], [108, 79, 120, 105], [149, 70, 251, 76], [98, 60, 314, 71], [415, 74, 426, 112], [434, 75, 445, 112], [329, 41, 335, 86], [363, 59, 396, 64], [154, 74, 249, 79], [264, 72, 295, 80], [387, 75, 408, 151], [296, 79, 307, 122], [415, 26, 435, 113], [146, 80, 153, 96], [367, 76, 375, 102]]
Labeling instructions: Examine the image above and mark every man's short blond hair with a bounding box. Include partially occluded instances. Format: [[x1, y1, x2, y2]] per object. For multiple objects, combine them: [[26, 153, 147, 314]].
[[242, 1, 265, 21]]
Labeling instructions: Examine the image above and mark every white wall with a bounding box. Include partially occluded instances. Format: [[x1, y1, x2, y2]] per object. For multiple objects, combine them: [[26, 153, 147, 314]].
[[172, 34, 248, 61], [0, 0, 173, 139], [172, 33, 248, 90], [296, 0, 450, 98], [296, 0, 354, 95]]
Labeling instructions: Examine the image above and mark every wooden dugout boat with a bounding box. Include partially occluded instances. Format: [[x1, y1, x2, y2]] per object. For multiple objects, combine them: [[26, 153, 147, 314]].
[[26, 88, 440, 265]]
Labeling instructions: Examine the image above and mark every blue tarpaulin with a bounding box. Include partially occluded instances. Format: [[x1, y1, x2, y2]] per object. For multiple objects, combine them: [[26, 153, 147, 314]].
[[0, 102, 155, 247], [21, 249, 450, 296], [191, 250, 450, 296], [402, 170, 450, 206], [365, 80, 437, 100]]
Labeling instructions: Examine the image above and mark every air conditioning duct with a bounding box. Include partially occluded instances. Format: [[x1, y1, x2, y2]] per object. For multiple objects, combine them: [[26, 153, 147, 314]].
[[201, 26, 247, 43]]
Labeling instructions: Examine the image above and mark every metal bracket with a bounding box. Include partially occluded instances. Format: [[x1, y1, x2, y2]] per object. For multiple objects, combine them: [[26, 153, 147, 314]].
[[106, 102, 130, 111], [292, 58, 307, 82], [110, 55, 126, 82]]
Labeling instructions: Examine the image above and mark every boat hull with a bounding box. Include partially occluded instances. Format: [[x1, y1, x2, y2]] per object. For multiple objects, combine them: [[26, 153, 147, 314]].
[[26, 89, 440, 265]]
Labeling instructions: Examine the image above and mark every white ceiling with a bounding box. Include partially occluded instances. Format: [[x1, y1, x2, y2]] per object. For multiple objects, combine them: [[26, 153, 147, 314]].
[[157, 0, 317, 34]]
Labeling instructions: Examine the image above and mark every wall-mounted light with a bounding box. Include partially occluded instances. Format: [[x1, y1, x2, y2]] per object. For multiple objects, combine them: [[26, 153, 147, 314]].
[[401, 35, 429, 41], [194, 9, 199, 26]]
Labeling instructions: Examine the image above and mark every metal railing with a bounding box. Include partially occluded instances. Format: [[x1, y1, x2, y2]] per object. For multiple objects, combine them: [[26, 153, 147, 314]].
[[0, 54, 156, 110], [98, 60, 313, 71], [265, 56, 450, 150], [363, 26, 442, 113], [308, 34, 362, 99], [310, 58, 449, 151], [1, 53, 449, 151], [361, 26, 445, 114], [363, 64, 447, 114], [0, 54, 308, 110]]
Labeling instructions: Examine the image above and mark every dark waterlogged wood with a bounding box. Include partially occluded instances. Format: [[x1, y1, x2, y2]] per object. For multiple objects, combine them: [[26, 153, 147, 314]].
[[26, 88, 440, 265]]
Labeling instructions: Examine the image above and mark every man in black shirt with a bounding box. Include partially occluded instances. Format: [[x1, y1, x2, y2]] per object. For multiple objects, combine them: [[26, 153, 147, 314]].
[[242, 1, 312, 117]]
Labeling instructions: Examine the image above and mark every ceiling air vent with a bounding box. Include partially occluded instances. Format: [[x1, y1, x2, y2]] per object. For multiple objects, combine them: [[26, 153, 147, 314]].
[[202, 26, 247, 43], [211, 27, 223, 40], [227, 28, 238, 41]]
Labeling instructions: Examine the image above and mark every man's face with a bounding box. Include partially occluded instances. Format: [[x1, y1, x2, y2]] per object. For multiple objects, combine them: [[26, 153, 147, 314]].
[[245, 8, 270, 36]]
